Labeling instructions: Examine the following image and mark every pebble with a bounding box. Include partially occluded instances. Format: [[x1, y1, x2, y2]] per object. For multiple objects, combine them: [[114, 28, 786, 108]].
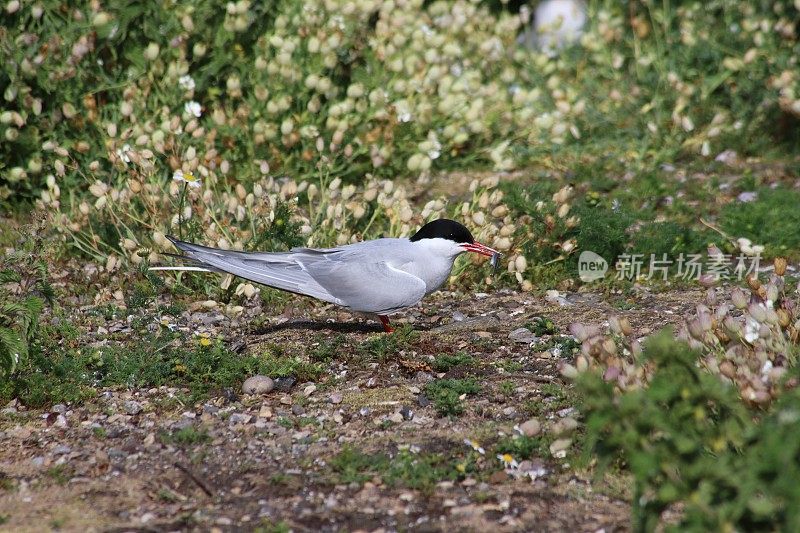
[[550, 417, 579, 436], [53, 445, 71, 455], [242, 375, 275, 395], [502, 406, 516, 417], [508, 327, 538, 343], [400, 406, 414, 421], [123, 400, 143, 415], [414, 371, 434, 383], [273, 376, 296, 392], [51, 404, 68, 414], [203, 404, 220, 415], [229, 413, 253, 425], [329, 393, 343, 405], [549, 438, 572, 457], [389, 412, 404, 424], [556, 407, 576, 418], [519, 418, 541, 437], [417, 395, 431, 407], [303, 384, 317, 397], [291, 404, 305, 416]]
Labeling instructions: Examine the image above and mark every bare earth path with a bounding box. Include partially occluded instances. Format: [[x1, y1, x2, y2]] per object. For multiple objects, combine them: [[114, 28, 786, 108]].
[[0, 286, 702, 532]]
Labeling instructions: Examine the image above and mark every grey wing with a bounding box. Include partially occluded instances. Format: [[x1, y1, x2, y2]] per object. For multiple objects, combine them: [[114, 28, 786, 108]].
[[166, 237, 342, 304], [304, 259, 427, 314]]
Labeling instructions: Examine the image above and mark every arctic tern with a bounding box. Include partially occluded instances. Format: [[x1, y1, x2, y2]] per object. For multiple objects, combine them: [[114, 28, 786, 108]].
[[150, 218, 500, 332]]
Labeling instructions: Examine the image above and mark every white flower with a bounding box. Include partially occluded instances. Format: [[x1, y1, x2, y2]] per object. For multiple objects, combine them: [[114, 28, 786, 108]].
[[115, 143, 131, 164], [184, 101, 202, 117], [179, 75, 196, 91], [497, 453, 519, 469], [463, 438, 485, 455], [744, 317, 759, 343], [173, 169, 201, 188]]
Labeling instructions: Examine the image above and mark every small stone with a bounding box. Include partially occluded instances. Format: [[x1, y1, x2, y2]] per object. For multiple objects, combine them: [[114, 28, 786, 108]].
[[549, 438, 572, 457], [502, 406, 516, 417], [229, 413, 252, 425], [329, 393, 343, 405], [203, 404, 220, 415], [53, 445, 71, 455], [51, 404, 67, 414], [550, 417, 579, 436], [242, 375, 274, 395], [417, 394, 431, 407], [273, 376, 296, 392], [291, 404, 305, 416], [258, 405, 273, 418], [452, 311, 466, 321], [519, 418, 541, 437], [508, 327, 537, 343], [365, 377, 378, 388], [489, 470, 508, 484], [123, 400, 143, 415], [140, 513, 156, 524], [303, 384, 317, 397], [389, 412, 403, 424], [400, 406, 414, 421], [556, 407, 576, 418], [414, 371, 434, 383]]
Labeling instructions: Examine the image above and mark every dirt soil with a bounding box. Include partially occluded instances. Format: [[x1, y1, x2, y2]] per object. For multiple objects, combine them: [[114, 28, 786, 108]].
[[0, 284, 703, 533]]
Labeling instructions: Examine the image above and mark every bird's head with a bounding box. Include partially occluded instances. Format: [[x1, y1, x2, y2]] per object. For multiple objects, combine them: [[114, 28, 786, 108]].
[[410, 219, 499, 258]]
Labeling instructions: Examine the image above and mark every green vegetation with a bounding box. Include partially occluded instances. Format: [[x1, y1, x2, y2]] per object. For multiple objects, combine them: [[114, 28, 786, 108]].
[[1, 326, 286, 407], [720, 188, 800, 257], [528, 316, 558, 336], [431, 352, 476, 372], [0, 224, 52, 377], [579, 331, 800, 531], [160, 425, 210, 447], [330, 446, 458, 493], [495, 435, 546, 461], [357, 325, 418, 361], [424, 378, 481, 417], [44, 465, 72, 486]]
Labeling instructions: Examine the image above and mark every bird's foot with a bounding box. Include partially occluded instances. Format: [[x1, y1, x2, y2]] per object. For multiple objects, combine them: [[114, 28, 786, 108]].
[[378, 315, 394, 333]]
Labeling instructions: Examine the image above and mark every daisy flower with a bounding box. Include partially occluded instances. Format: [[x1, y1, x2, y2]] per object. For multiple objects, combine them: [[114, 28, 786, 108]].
[[463, 438, 485, 455], [184, 100, 202, 117], [173, 169, 202, 188], [179, 75, 196, 91], [497, 453, 519, 469], [197, 332, 212, 347]]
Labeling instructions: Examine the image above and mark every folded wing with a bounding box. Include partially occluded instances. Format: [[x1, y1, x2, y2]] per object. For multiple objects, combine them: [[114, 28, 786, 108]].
[[163, 237, 426, 314]]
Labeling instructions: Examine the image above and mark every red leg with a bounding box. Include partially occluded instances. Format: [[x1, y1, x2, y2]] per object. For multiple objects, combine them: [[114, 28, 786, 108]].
[[378, 315, 394, 333]]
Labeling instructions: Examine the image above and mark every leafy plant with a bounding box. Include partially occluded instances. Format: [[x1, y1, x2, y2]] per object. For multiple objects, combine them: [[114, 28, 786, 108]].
[[579, 330, 800, 532], [424, 378, 481, 417], [0, 224, 53, 377]]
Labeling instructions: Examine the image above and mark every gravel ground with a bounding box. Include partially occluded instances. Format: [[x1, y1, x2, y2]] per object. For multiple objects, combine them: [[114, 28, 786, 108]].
[[0, 284, 703, 532]]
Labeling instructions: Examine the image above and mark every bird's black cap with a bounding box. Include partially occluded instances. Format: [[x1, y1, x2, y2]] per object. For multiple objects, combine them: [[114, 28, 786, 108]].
[[410, 219, 474, 244]]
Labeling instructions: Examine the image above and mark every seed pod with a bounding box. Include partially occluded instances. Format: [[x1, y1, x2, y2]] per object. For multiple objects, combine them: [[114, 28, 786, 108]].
[[747, 274, 761, 291], [719, 360, 736, 379], [774, 257, 788, 276], [731, 287, 748, 309]]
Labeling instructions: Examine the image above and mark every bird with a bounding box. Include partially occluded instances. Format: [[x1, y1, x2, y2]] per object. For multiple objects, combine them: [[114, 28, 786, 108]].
[[149, 218, 500, 332]]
